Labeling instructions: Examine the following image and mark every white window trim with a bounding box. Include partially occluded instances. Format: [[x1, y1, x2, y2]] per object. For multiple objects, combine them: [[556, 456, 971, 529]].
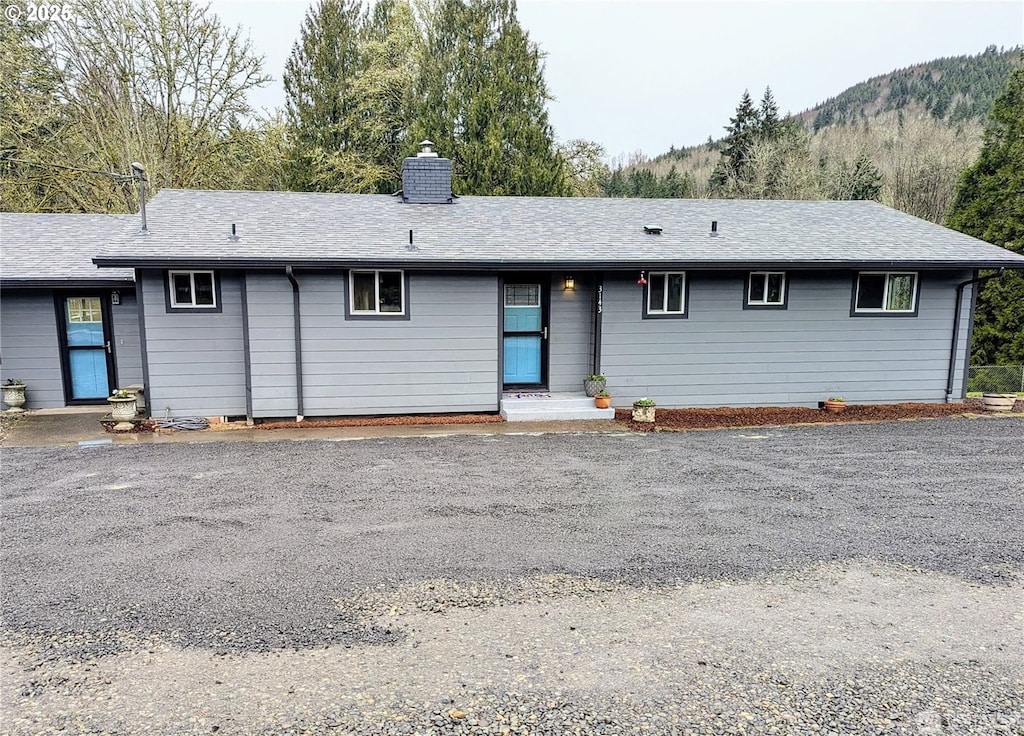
[[646, 271, 687, 315], [349, 269, 406, 315], [854, 271, 918, 313], [169, 270, 216, 308], [747, 271, 786, 306]]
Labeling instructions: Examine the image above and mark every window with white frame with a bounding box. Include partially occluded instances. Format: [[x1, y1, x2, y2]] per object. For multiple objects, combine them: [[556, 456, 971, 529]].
[[747, 272, 786, 306], [646, 272, 686, 316], [350, 270, 405, 315], [169, 271, 216, 308], [854, 272, 918, 313]]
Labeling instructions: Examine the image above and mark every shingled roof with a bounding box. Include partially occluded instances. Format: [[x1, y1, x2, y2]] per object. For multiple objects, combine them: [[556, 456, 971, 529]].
[[90, 189, 1024, 271], [1, 213, 135, 286]]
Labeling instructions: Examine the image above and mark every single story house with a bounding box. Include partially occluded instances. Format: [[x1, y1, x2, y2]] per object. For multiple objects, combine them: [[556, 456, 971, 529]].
[[4, 150, 1024, 419], [0, 214, 143, 408]]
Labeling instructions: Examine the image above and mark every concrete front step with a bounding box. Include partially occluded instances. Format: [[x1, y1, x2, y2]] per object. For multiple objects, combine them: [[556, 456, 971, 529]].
[[500, 393, 615, 422]]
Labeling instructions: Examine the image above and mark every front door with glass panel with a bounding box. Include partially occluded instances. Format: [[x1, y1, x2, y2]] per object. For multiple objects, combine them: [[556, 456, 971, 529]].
[[61, 296, 114, 402], [503, 281, 547, 387]]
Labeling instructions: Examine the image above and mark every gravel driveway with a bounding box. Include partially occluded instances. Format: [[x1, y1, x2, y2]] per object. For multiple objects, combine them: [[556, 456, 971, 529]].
[[2, 417, 1023, 734]]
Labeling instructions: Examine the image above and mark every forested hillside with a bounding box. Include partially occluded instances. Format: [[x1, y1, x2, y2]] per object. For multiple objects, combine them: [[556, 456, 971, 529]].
[[610, 47, 1022, 226], [805, 45, 1019, 129]]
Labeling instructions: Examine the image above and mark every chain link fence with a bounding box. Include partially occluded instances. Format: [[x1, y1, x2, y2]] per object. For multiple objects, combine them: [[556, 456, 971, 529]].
[[967, 365, 1024, 394]]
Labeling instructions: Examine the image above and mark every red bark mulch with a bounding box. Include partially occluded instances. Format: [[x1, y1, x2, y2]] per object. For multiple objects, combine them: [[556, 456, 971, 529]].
[[254, 413, 505, 430], [614, 399, 1020, 432]]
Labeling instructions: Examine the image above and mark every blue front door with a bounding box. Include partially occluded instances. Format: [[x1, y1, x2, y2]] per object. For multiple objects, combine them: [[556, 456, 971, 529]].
[[63, 297, 112, 400], [503, 282, 545, 386]]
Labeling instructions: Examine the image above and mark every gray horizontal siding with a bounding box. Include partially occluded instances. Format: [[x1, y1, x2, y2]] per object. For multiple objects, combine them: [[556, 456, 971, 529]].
[[245, 272, 297, 416], [548, 274, 594, 392], [600, 270, 973, 407], [139, 270, 246, 417], [246, 272, 499, 418], [0, 291, 63, 408], [111, 291, 143, 389]]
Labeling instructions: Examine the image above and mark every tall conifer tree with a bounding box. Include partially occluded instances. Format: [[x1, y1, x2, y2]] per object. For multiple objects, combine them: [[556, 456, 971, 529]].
[[948, 65, 1024, 365], [283, 0, 366, 191], [413, 0, 565, 196]]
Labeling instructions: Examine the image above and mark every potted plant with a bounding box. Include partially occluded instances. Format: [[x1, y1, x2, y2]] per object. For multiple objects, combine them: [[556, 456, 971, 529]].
[[583, 374, 607, 397], [982, 393, 1017, 412], [2, 379, 27, 413], [824, 396, 846, 414], [594, 390, 612, 409], [107, 388, 138, 430], [632, 397, 656, 423]]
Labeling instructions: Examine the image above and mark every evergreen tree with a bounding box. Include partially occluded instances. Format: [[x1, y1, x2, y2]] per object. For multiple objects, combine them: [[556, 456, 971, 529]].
[[710, 89, 759, 191], [758, 86, 781, 141], [947, 65, 1024, 365], [283, 0, 367, 191], [601, 167, 626, 197], [349, 0, 420, 193], [663, 165, 690, 198], [413, 0, 565, 196]]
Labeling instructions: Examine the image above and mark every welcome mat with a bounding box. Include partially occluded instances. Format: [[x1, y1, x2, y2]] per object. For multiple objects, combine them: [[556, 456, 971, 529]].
[[504, 392, 552, 399]]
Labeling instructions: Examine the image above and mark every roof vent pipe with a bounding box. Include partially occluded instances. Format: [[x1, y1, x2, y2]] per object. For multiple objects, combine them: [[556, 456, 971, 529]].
[[407, 229, 417, 250], [131, 162, 147, 234], [710, 220, 718, 237], [229, 223, 239, 241]]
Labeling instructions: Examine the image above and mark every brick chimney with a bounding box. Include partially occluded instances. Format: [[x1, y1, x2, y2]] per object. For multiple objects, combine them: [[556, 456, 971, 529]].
[[401, 140, 453, 204]]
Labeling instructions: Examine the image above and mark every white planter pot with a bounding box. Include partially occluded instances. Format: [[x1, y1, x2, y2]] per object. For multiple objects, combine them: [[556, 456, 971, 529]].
[[108, 396, 138, 421], [632, 406, 655, 423], [982, 393, 1017, 412], [2, 385, 26, 413]]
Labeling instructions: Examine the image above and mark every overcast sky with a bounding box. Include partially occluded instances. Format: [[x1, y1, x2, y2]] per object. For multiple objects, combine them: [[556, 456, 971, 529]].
[[208, 0, 1024, 161]]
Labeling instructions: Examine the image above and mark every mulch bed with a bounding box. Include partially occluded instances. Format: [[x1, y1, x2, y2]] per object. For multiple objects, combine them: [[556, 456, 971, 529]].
[[615, 399, 1021, 432], [255, 413, 505, 430], [101, 418, 156, 433]]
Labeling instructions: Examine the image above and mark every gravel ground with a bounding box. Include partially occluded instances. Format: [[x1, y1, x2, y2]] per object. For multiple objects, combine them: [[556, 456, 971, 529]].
[[2, 416, 1023, 734]]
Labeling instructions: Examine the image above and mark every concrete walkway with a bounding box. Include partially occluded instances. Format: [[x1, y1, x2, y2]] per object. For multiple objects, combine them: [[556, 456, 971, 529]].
[[1, 408, 623, 447]]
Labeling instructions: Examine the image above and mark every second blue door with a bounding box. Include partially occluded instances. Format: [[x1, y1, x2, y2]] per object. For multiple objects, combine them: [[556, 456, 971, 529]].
[[503, 282, 544, 386], [63, 296, 112, 401]]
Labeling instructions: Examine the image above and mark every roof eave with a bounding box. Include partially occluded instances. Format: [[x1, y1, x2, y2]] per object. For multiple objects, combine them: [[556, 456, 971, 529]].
[[91, 257, 1024, 271], [0, 277, 136, 288]]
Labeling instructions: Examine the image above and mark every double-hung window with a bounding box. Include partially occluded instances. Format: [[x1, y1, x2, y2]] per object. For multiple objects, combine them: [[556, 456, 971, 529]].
[[168, 271, 217, 310], [349, 270, 406, 316], [746, 272, 787, 308], [853, 272, 918, 315], [645, 272, 687, 318]]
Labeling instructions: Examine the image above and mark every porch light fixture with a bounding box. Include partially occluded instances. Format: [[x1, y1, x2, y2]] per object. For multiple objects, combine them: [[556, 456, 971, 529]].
[[637, 271, 647, 286], [563, 274, 576, 291], [111, 290, 120, 305]]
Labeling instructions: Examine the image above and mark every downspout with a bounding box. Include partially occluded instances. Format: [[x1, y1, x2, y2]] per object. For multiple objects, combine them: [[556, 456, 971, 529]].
[[592, 274, 604, 375], [946, 268, 1003, 403], [285, 266, 304, 422]]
